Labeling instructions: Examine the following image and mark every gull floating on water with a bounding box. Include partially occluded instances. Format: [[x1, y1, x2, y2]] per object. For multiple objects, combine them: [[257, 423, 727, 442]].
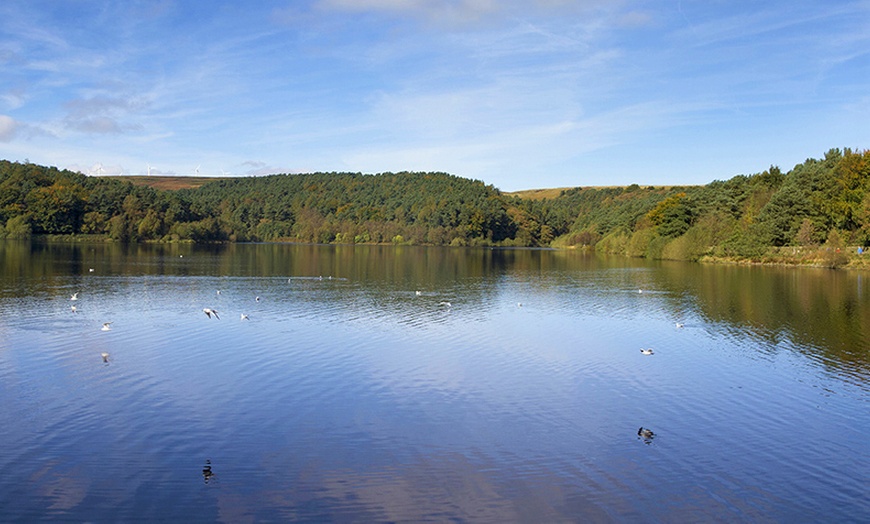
[[101, 352, 110, 363], [101, 322, 112, 331], [675, 322, 684, 328], [203, 308, 220, 319], [71, 305, 77, 313], [439, 301, 452, 308], [640, 348, 654, 355]]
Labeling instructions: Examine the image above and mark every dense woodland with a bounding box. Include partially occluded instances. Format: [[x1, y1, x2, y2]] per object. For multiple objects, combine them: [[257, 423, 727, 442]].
[[1, 148, 869, 265]]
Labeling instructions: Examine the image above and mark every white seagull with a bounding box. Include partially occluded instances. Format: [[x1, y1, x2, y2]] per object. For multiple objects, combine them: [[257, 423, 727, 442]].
[[240, 313, 249, 321], [439, 301, 452, 308], [101, 352, 110, 363], [675, 322, 684, 329], [70, 293, 78, 301], [640, 348, 654, 355], [71, 305, 77, 313], [203, 308, 220, 319], [101, 322, 112, 331]]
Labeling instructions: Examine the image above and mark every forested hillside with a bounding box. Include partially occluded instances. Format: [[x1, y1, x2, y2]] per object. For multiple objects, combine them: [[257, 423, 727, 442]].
[[1, 148, 869, 265]]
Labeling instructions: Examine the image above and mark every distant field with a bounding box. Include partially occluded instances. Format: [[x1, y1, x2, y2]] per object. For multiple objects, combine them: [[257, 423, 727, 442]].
[[505, 188, 573, 200], [105, 175, 226, 190], [106, 176, 690, 196], [506, 184, 697, 200]]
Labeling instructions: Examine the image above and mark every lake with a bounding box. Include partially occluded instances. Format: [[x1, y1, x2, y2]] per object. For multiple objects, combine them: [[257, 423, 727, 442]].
[[0, 241, 867, 522]]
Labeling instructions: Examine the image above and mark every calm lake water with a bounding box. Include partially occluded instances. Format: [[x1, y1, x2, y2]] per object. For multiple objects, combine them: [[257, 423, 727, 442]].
[[0, 241, 867, 522]]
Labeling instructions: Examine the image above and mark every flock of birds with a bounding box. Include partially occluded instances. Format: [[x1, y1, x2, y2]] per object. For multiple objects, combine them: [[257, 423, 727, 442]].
[[73, 280, 678, 443]]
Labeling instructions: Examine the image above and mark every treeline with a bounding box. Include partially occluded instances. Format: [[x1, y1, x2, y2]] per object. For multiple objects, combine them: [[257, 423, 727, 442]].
[[532, 148, 870, 265], [0, 164, 516, 245], [1, 148, 868, 265]]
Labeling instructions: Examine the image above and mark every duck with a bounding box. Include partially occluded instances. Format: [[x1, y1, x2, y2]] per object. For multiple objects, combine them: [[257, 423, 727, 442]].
[[202, 459, 214, 483], [640, 348, 654, 355], [637, 427, 655, 439]]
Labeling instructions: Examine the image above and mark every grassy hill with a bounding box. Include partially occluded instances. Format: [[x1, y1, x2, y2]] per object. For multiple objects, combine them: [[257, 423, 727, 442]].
[[104, 175, 226, 191]]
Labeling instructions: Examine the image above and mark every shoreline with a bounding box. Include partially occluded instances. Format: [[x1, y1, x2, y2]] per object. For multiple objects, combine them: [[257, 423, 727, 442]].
[[12, 234, 870, 270]]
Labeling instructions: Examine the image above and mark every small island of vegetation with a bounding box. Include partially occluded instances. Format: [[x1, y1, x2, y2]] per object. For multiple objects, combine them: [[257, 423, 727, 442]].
[[1, 147, 868, 268]]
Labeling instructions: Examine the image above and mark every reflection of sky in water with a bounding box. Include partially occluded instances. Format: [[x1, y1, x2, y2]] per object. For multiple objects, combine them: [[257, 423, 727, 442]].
[[0, 243, 868, 521]]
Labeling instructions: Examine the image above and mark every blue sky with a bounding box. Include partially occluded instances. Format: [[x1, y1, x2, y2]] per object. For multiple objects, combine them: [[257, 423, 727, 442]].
[[1, 1, 868, 191]]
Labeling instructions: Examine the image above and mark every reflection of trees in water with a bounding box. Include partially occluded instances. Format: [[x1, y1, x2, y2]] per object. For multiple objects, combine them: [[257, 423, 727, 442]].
[[3, 240, 866, 380], [655, 261, 870, 379]]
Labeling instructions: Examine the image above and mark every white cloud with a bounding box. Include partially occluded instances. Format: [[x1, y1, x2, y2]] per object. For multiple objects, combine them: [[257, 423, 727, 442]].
[[63, 96, 146, 135], [0, 115, 18, 141]]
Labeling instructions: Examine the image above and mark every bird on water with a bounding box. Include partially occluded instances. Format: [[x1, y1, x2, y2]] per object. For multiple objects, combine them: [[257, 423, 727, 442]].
[[638, 427, 655, 440], [640, 348, 654, 355]]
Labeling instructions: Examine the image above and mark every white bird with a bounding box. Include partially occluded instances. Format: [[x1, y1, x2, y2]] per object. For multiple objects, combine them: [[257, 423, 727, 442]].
[[675, 322, 684, 328], [203, 308, 220, 319], [216, 290, 221, 295], [439, 301, 452, 308], [101, 352, 110, 363], [640, 348, 654, 355], [255, 296, 260, 302], [415, 290, 422, 296], [101, 322, 112, 331], [70, 293, 78, 301], [71, 305, 77, 313], [240, 313, 249, 321], [89, 268, 94, 272]]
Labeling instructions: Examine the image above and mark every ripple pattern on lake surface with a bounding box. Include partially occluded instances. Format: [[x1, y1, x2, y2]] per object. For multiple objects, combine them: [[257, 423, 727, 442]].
[[0, 243, 868, 521]]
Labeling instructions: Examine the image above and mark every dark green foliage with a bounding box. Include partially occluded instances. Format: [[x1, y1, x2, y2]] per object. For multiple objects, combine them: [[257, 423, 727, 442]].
[[2, 149, 869, 260]]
